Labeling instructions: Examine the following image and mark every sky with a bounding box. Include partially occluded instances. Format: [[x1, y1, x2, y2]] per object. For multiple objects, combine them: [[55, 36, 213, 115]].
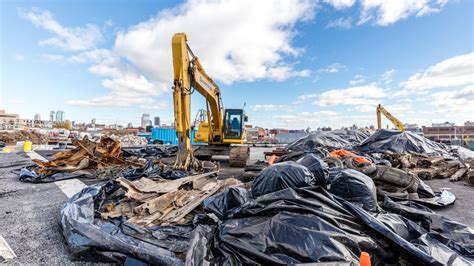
[[1, 0, 473, 129]]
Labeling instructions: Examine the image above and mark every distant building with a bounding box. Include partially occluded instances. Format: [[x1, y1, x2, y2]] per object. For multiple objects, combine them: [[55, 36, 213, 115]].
[[91, 118, 96, 125], [0, 110, 19, 129], [154, 116, 160, 126], [404, 123, 422, 134], [56, 110, 65, 122], [465, 121, 474, 126], [50, 111, 55, 121], [432, 122, 454, 127], [34, 113, 41, 121], [423, 122, 474, 141], [141, 114, 151, 128], [127, 122, 133, 128]]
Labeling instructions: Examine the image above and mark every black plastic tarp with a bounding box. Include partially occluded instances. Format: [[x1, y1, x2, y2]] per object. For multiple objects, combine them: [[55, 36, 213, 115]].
[[286, 131, 352, 152], [332, 129, 371, 145], [61, 179, 474, 265], [328, 168, 378, 212], [355, 129, 451, 157], [122, 146, 178, 159], [296, 153, 329, 186], [15, 167, 89, 183], [251, 161, 314, 197], [193, 187, 474, 265], [60, 181, 188, 265]]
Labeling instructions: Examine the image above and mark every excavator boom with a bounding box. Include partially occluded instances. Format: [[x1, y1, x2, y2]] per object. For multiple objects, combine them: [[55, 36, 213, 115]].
[[376, 104, 405, 131], [172, 33, 247, 169]]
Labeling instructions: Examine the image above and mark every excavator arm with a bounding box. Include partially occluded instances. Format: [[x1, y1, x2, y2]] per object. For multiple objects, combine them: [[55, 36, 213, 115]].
[[376, 104, 405, 131], [172, 33, 224, 169]]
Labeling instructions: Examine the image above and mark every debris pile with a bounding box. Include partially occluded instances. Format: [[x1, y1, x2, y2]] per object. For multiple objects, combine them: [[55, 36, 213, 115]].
[[61, 154, 474, 265], [0, 130, 48, 144], [17, 137, 140, 182], [110, 134, 148, 146], [100, 171, 242, 227]]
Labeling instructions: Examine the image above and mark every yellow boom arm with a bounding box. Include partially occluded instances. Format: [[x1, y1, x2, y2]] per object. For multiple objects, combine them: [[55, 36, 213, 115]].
[[172, 33, 224, 169], [376, 104, 405, 131]]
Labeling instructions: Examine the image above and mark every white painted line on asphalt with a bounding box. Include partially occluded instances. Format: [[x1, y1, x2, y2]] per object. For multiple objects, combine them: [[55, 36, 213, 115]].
[[24, 151, 86, 199], [54, 179, 87, 198], [0, 235, 17, 261]]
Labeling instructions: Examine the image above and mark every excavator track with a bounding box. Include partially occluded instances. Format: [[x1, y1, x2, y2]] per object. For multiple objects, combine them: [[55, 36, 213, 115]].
[[229, 146, 249, 167]]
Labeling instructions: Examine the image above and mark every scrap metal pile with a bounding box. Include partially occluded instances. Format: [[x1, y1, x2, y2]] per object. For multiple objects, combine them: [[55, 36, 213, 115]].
[[58, 129, 473, 265], [16, 136, 178, 183]]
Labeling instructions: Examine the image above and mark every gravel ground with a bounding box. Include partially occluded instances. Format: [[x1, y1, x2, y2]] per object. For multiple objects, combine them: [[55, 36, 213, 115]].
[[0, 148, 472, 263], [425, 178, 474, 227], [0, 152, 90, 264]]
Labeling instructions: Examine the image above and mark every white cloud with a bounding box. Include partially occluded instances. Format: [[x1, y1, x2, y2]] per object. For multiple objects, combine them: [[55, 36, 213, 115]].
[[354, 105, 373, 112], [251, 104, 292, 111], [313, 83, 386, 106], [401, 53, 474, 91], [19, 8, 103, 51], [43, 54, 65, 62], [327, 17, 352, 29], [429, 85, 474, 113], [9, 99, 26, 104], [323, 0, 356, 10], [13, 53, 25, 61], [381, 69, 395, 84], [318, 63, 346, 73], [358, 0, 449, 26], [349, 74, 365, 85], [274, 110, 338, 125], [114, 0, 315, 85], [298, 93, 318, 100], [66, 50, 167, 107]]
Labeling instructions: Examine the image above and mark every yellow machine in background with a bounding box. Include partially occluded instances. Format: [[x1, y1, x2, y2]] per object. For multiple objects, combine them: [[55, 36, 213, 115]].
[[172, 33, 249, 169], [376, 104, 405, 131]]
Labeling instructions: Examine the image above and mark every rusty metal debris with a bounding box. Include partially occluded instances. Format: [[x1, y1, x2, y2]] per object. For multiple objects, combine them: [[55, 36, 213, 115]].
[[31, 136, 141, 176]]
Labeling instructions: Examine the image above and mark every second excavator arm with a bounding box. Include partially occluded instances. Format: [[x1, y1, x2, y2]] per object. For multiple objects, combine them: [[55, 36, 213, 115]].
[[376, 104, 405, 131], [171, 33, 224, 169]]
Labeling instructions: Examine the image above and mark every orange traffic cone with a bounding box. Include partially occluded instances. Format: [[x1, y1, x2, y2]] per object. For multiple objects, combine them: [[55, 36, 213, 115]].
[[268, 155, 278, 165], [360, 252, 371, 266]]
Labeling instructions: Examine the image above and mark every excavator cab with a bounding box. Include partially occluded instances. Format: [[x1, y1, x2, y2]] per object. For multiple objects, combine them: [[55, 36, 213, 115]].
[[223, 109, 247, 140]]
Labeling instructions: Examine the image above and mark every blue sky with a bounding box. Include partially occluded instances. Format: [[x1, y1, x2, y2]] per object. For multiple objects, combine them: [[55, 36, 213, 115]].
[[1, 0, 473, 129]]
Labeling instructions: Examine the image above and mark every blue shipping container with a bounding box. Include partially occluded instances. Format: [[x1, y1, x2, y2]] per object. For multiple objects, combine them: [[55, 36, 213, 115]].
[[151, 128, 205, 145]]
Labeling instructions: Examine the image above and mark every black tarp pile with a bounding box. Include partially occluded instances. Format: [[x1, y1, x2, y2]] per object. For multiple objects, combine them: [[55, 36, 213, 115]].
[[61, 160, 474, 265], [277, 129, 472, 205], [355, 130, 452, 158], [14, 137, 179, 183]]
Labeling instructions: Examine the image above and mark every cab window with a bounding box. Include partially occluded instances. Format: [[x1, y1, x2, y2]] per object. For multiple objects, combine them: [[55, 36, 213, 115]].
[[224, 110, 243, 139]]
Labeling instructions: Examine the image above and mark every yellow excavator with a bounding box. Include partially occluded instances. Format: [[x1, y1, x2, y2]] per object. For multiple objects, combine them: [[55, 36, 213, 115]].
[[376, 104, 405, 131], [172, 33, 249, 169]]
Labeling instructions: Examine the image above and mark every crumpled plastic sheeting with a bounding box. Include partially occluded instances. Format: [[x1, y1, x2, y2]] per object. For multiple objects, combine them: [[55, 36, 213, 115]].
[[193, 187, 398, 265], [119, 160, 186, 181], [197, 187, 474, 265], [328, 168, 378, 212], [251, 161, 315, 197], [204, 187, 252, 220], [122, 146, 178, 159], [286, 131, 352, 152], [296, 153, 329, 186], [332, 129, 371, 145], [61, 181, 186, 265], [15, 167, 88, 183], [356, 129, 451, 158]]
